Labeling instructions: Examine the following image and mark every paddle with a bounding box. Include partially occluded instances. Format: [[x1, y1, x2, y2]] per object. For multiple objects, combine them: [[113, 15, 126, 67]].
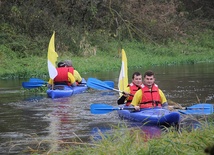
[[87, 78, 133, 96], [170, 103, 212, 110], [90, 103, 135, 114], [23, 77, 113, 89], [22, 78, 48, 89], [29, 78, 47, 84], [29, 77, 90, 85], [103, 80, 114, 88], [22, 82, 46, 89], [178, 103, 213, 115]]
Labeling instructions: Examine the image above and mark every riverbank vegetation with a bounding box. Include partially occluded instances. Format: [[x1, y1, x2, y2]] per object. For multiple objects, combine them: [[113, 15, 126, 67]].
[[29, 116, 214, 155], [1, 32, 214, 79], [64, 121, 214, 155], [0, 0, 214, 79]]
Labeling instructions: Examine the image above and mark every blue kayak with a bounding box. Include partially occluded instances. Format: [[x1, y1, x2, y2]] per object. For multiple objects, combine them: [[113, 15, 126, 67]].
[[118, 105, 181, 126], [47, 78, 88, 99], [178, 103, 214, 115]]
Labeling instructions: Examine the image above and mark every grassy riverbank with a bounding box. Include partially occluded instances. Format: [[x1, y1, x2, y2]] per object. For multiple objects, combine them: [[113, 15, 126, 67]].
[[65, 123, 214, 155], [31, 117, 214, 155], [0, 30, 214, 79]]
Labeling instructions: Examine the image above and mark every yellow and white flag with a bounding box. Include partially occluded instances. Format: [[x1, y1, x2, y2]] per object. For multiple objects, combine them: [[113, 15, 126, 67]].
[[118, 49, 128, 95], [47, 31, 58, 79]]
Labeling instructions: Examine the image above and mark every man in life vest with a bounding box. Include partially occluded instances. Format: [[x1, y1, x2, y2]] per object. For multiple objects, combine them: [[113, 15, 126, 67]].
[[117, 72, 143, 106], [63, 60, 82, 84], [130, 70, 168, 110], [48, 62, 76, 88]]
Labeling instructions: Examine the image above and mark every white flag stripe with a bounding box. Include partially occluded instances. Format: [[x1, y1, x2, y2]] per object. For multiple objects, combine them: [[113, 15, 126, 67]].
[[48, 60, 58, 79]]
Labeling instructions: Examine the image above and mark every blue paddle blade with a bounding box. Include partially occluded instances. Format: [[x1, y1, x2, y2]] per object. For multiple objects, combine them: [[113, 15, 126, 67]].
[[186, 103, 213, 109], [90, 103, 135, 114], [29, 78, 47, 84], [87, 78, 113, 90], [90, 104, 119, 114], [22, 82, 45, 89], [179, 103, 213, 115], [103, 81, 114, 88]]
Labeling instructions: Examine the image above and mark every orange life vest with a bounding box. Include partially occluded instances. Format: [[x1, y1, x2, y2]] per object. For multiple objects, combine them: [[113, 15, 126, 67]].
[[126, 83, 142, 106], [140, 84, 161, 108], [54, 67, 71, 86]]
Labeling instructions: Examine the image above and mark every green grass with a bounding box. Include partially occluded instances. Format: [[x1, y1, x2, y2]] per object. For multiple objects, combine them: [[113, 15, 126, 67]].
[[29, 117, 214, 155], [70, 123, 213, 155], [1, 31, 214, 79]]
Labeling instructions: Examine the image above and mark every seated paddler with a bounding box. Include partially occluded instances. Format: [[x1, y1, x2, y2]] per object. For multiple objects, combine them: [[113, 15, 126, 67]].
[[117, 72, 143, 106], [63, 60, 83, 84], [130, 70, 168, 110], [48, 61, 76, 89]]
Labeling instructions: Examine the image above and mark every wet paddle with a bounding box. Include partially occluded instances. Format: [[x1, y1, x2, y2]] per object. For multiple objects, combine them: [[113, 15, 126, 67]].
[[22, 82, 46, 89], [178, 103, 213, 115], [90, 103, 135, 114], [103, 80, 114, 88], [29, 77, 89, 85], [29, 78, 47, 84], [87, 78, 133, 96], [91, 103, 214, 115], [22, 78, 48, 89], [23, 78, 111, 89]]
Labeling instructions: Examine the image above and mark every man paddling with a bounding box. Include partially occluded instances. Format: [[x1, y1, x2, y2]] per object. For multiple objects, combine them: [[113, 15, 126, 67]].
[[117, 72, 143, 105], [130, 70, 168, 110]]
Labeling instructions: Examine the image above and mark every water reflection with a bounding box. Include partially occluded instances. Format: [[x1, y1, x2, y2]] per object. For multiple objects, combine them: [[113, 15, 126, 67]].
[[0, 63, 214, 154]]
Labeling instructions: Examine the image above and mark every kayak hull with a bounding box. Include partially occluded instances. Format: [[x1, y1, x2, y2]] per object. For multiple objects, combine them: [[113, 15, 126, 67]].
[[47, 78, 87, 99], [118, 105, 181, 126]]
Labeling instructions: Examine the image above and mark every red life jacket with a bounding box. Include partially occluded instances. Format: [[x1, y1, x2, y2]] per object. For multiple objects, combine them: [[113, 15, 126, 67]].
[[140, 84, 161, 108], [67, 67, 74, 74], [54, 67, 71, 86], [126, 83, 142, 106]]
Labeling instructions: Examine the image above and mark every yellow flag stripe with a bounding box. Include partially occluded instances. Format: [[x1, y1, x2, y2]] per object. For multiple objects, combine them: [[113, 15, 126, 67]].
[[118, 49, 128, 94], [47, 31, 58, 79]]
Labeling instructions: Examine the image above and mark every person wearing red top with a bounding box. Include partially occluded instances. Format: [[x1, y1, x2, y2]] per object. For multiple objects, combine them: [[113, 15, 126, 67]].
[[48, 62, 76, 87], [63, 60, 83, 84], [117, 72, 143, 105]]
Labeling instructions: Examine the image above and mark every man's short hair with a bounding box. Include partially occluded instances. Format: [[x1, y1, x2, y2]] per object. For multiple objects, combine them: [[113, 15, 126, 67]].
[[144, 70, 155, 77], [57, 62, 66, 67], [132, 72, 141, 79]]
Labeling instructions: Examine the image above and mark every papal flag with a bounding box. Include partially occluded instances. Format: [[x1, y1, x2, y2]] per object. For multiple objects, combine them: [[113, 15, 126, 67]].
[[118, 49, 128, 95], [47, 31, 58, 80]]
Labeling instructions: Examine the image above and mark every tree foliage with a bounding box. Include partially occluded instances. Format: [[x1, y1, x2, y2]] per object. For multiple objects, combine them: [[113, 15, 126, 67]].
[[0, 0, 213, 57]]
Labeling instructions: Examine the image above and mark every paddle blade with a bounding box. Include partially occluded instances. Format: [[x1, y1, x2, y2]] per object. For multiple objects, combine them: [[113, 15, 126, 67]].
[[22, 82, 45, 89], [186, 103, 213, 110], [29, 78, 47, 84], [103, 81, 114, 88], [87, 78, 113, 90], [179, 103, 213, 115], [90, 103, 119, 114]]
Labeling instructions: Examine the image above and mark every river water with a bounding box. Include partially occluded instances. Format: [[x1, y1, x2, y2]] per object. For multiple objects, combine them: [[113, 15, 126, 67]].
[[0, 63, 214, 154]]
